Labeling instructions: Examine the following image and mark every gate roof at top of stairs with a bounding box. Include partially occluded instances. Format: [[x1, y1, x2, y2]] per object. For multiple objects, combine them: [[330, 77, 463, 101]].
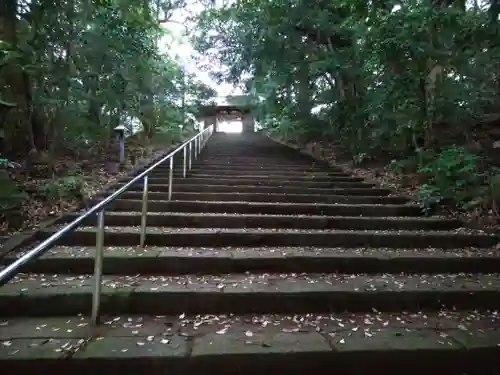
[[197, 104, 257, 133], [196, 104, 254, 119]]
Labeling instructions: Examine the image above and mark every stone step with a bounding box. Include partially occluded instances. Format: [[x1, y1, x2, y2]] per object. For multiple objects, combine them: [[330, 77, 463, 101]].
[[106, 200, 423, 216], [117, 192, 407, 204], [5, 246, 500, 275], [176, 169, 349, 177], [202, 150, 303, 155], [131, 186, 393, 197], [147, 176, 366, 185], [200, 156, 309, 161], [193, 162, 331, 169], [168, 170, 351, 181], [164, 162, 341, 170], [39, 227, 497, 248], [168, 169, 348, 177], [192, 158, 327, 163], [5, 133, 500, 373], [122, 183, 381, 194], [1, 273, 500, 316], [126, 192, 401, 205], [183, 163, 337, 171], [0, 312, 498, 374], [59, 213, 461, 230], [174, 173, 349, 181], [197, 160, 319, 167], [166, 170, 350, 178], [182, 160, 336, 167]]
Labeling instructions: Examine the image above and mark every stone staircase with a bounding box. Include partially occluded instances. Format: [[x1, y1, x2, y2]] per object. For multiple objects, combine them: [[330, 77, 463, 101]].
[[1, 133, 500, 374]]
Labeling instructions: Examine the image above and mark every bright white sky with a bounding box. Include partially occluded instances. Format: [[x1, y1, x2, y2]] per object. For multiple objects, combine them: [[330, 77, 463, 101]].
[[158, 1, 241, 99]]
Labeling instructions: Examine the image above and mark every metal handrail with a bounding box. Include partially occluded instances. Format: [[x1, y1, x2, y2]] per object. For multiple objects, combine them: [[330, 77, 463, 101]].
[[0, 124, 214, 325]]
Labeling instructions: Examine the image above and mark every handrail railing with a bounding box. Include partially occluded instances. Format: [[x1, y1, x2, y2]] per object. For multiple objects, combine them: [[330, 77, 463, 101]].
[[0, 124, 214, 325]]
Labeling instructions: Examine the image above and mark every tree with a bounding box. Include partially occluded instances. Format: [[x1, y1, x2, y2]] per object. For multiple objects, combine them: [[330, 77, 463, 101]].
[[0, 0, 216, 158], [194, 0, 500, 211], [0, 0, 217, 228]]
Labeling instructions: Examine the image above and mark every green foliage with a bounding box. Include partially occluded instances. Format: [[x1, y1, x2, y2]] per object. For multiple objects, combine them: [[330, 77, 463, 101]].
[[194, 0, 500, 213], [0, 153, 26, 223], [0, 0, 216, 156], [153, 124, 184, 144], [389, 149, 438, 175], [416, 147, 483, 205], [0, 170, 26, 212], [0, 0, 217, 228], [0, 161, 27, 228], [37, 176, 85, 201]]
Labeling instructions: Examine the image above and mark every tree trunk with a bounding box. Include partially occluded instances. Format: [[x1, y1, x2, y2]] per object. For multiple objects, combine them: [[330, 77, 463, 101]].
[[297, 59, 313, 124], [0, 0, 36, 156]]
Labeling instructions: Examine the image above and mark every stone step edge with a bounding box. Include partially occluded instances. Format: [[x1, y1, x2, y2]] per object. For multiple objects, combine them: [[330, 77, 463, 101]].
[[170, 174, 351, 179], [0, 315, 498, 374], [120, 183, 381, 190], [7, 245, 496, 255], [169, 173, 351, 180], [107, 199, 420, 208], [174, 173, 350, 179], [55, 214, 461, 231], [39, 228, 495, 249], [123, 191, 394, 199], [4, 247, 499, 275], [139, 192, 392, 198], [2, 280, 500, 315], [168, 164, 346, 169], [168, 170, 348, 175], [123, 186, 380, 193], [145, 178, 368, 184], [44, 226, 491, 236], [4, 272, 500, 293], [174, 168, 346, 173], [104, 200, 423, 216], [113, 195, 408, 205], [63, 212, 459, 222]]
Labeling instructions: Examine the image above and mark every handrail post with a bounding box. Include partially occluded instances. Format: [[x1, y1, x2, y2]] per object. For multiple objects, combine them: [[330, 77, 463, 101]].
[[183, 146, 187, 178], [139, 175, 148, 247], [188, 142, 192, 170], [168, 156, 173, 200], [91, 210, 105, 326], [0, 126, 213, 293]]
